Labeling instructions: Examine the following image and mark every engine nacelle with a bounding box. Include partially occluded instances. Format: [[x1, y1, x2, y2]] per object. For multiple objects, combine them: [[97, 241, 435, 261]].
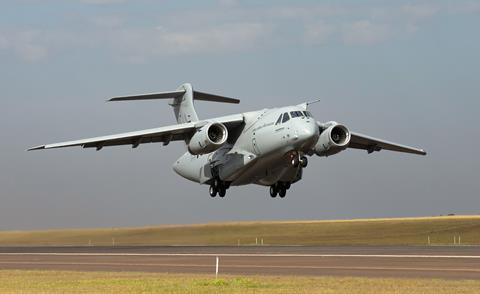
[[188, 122, 228, 155], [314, 122, 351, 157]]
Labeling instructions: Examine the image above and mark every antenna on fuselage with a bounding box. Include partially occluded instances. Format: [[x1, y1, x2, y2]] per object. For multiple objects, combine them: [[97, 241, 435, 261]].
[[298, 99, 321, 110], [306, 99, 321, 106]]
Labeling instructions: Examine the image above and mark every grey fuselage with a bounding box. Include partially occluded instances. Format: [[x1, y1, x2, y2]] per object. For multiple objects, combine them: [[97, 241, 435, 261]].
[[173, 105, 319, 187]]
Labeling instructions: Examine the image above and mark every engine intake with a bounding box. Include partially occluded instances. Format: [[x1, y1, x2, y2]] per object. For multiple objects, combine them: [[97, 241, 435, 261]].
[[188, 122, 228, 155], [314, 122, 351, 156]]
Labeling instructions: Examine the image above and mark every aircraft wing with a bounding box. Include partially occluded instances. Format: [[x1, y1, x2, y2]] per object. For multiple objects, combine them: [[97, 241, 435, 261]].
[[348, 132, 427, 155], [28, 114, 244, 151]]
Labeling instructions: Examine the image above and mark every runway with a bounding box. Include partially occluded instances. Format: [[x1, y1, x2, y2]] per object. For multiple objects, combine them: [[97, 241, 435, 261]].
[[0, 246, 479, 279]]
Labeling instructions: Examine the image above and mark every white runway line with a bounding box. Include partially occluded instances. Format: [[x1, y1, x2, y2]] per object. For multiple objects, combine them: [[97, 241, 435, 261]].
[[0, 253, 479, 259]]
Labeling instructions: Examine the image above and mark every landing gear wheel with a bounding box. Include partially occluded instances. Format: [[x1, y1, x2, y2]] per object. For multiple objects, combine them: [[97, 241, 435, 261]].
[[218, 186, 226, 198], [284, 182, 291, 190], [269, 186, 278, 198], [300, 156, 308, 168], [209, 185, 217, 197], [279, 187, 286, 198]]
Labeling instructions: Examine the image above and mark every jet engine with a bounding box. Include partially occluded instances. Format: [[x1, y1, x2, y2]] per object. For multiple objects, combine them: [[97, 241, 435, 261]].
[[314, 122, 351, 157], [188, 122, 228, 155]]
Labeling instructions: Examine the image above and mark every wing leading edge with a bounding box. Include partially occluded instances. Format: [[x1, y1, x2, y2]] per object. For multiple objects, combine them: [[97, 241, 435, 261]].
[[28, 114, 244, 151], [349, 132, 426, 155]]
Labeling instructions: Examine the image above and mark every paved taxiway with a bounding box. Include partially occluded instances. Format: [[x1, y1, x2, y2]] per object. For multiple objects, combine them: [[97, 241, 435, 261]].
[[0, 246, 478, 279]]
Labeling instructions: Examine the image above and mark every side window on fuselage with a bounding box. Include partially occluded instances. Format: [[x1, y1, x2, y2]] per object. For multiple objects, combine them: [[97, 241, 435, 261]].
[[275, 114, 283, 125], [282, 112, 290, 123]]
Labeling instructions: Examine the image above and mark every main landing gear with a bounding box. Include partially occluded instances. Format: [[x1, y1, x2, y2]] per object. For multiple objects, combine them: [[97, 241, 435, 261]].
[[269, 182, 291, 198], [209, 178, 230, 198]]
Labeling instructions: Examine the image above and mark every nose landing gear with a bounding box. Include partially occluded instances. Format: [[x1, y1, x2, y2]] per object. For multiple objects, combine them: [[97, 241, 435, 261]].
[[286, 151, 308, 168], [299, 156, 308, 168]]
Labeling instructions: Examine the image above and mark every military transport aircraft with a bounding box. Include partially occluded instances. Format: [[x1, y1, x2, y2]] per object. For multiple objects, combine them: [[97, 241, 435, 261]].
[[29, 83, 426, 198]]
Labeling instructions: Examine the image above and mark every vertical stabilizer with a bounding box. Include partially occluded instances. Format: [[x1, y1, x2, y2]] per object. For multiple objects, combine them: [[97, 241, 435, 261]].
[[173, 83, 199, 124]]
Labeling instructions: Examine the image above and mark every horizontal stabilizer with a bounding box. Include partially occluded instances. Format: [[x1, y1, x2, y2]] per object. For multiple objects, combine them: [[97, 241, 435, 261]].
[[109, 90, 185, 102], [108, 90, 239, 104], [194, 91, 240, 104]]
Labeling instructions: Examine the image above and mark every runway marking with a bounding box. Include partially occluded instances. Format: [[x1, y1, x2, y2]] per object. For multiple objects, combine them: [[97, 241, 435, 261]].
[[0, 261, 479, 273], [0, 253, 479, 259]]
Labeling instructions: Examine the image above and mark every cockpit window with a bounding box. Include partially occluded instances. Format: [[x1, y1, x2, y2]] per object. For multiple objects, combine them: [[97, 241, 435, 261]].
[[303, 111, 313, 118], [290, 111, 305, 118], [282, 112, 290, 123], [275, 114, 283, 125]]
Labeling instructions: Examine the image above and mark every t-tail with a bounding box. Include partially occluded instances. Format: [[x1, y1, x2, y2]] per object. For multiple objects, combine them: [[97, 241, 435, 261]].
[[108, 83, 240, 124]]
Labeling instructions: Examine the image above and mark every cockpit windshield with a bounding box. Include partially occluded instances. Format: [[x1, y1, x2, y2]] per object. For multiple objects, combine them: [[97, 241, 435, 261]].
[[303, 111, 313, 118], [290, 111, 304, 118], [276, 111, 312, 125]]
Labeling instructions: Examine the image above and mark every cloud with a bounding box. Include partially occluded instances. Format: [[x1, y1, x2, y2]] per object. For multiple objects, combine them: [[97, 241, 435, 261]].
[[0, 20, 272, 63], [0, 30, 49, 62], [3, 2, 478, 63], [89, 15, 125, 28], [304, 22, 335, 44], [266, 4, 347, 19], [217, 0, 239, 7], [110, 23, 272, 62], [402, 4, 440, 19], [342, 20, 389, 45], [447, 2, 480, 14], [80, 0, 127, 4], [0, 35, 9, 50]]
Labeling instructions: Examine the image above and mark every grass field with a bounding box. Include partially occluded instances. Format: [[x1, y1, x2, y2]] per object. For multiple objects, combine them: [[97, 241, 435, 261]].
[[0, 215, 479, 246], [0, 270, 479, 294]]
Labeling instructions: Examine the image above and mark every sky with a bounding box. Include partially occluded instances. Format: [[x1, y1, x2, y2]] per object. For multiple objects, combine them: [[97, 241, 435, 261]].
[[1, 0, 479, 230]]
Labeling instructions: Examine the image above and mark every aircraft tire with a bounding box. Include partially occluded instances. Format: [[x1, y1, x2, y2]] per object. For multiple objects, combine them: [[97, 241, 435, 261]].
[[279, 187, 286, 198], [269, 186, 278, 198], [209, 185, 217, 197], [300, 156, 308, 168], [218, 186, 226, 198]]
